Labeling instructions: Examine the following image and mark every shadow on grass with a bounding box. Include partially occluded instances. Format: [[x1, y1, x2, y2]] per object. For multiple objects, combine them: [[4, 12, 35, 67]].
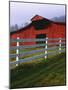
[[10, 52, 66, 89]]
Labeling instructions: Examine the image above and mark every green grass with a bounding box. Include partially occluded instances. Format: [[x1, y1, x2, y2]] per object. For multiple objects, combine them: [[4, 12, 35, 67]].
[[10, 52, 66, 89]]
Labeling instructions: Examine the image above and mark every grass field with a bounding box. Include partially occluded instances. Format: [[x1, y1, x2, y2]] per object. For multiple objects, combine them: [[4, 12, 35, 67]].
[[10, 52, 66, 89]]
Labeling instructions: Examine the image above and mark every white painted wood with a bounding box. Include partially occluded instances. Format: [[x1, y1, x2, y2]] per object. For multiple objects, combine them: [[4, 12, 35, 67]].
[[59, 38, 62, 54], [10, 38, 65, 42], [45, 37, 48, 59], [10, 42, 65, 50], [10, 49, 65, 65], [10, 38, 66, 67], [16, 37, 20, 66]]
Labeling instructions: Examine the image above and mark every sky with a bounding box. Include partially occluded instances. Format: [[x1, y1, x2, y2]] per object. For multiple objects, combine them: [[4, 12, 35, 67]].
[[10, 2, 65, 26]]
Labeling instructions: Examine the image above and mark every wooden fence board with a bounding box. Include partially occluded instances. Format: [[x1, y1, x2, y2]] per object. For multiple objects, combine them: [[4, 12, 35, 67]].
[[10, 38, 65, 42], [10, 49, 65, 65], [10, 42, 65, 50]]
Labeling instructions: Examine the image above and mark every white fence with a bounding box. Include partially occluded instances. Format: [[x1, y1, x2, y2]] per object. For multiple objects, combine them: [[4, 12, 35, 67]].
[[10, 37, 66, 67]]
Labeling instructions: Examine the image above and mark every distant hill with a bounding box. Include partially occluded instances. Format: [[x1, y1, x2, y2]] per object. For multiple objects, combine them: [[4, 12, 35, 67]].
[[51, 16, 65, 23]]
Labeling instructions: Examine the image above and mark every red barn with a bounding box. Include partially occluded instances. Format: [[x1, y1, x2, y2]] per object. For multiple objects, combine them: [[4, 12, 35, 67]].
[[10, 15, 66, 45]]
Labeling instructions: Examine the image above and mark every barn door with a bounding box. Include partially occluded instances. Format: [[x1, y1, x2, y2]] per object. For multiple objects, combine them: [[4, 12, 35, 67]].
[[36, 34, 46, 44]]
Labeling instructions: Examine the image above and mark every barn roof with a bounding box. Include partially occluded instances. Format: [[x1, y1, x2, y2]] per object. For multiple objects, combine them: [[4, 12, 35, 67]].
[[10, 15, 66, 34], [31, 15, 54, 22], [31, 15, 48, 21]]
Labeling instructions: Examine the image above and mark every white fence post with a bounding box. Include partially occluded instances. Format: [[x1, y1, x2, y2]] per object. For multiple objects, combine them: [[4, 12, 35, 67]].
[[16, 37, 20, 66], [45, 37, 48, 59], [59, 38, 62, 54]]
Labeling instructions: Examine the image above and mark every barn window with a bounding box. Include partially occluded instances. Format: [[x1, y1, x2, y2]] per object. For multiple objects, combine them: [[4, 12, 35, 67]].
[[36, 34, 46, 44], [32, 19, 51, 30]]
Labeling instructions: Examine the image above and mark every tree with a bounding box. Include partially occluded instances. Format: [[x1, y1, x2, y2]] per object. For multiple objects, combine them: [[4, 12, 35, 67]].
[[10, 24, 18, 32], [15, 24, 18, 30]]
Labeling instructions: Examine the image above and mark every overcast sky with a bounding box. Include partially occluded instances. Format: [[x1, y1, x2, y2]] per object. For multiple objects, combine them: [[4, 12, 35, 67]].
[[10, 2, 65, 26]]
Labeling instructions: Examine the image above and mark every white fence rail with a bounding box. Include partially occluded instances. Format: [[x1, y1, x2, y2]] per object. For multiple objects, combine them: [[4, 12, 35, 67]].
[[10, 42, 65, 50], [10, 49, 65, 65], [10, 38, 65, 42], [10, 37, 66, 67]]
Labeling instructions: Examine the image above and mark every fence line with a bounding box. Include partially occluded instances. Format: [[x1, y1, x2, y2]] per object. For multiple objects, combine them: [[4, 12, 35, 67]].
[[10, 46, 66, 59], [10, 49, 65, 65], [10, 42, 65, 50], [10, 37, 66, 67], [10, 38, 65, 42], [10, 46, 59, 58]]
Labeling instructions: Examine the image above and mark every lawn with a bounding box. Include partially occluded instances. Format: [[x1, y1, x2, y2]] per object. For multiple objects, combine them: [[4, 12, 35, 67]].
[[10, 52, 66, 89]]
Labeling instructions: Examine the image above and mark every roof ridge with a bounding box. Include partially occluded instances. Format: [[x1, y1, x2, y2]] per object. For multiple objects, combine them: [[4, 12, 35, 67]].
[[31, 14, 45, 21]]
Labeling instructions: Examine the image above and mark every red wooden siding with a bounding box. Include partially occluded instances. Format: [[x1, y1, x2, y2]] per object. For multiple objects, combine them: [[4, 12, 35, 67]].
[[10, 15, 66, 46]]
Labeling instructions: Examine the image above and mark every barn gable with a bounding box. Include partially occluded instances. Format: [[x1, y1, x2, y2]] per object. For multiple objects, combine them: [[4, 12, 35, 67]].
[[10, 15, 65, 34], [32, 19, 51, 30], [31, 15, 50, 21], [31, 15, 44, 21]]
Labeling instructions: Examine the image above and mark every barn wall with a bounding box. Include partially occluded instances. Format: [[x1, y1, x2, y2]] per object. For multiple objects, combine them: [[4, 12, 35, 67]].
[[19, 26, 36, 45], [47, 23, 66, 44], [47, 23, 65, 38], [10, 32, 18, 46], [10, 23, 66, 46]]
